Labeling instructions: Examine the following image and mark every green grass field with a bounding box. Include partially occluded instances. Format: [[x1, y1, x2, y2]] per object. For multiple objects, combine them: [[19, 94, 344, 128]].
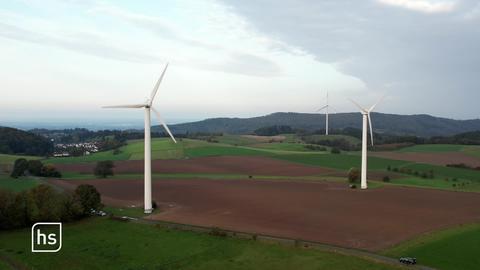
[[0, 176, 41, 192], [399, 163, 480, 182], [213, 134, 260, 146], [397, 144, 465, 153], [276, 153, 409, 171], [304, 134, 361, 144], [251, 142, 315, 152], [388, 177, 480, 192], [462, 145, 480, 159], [0, 154, 41, 165], [44, 149, 131, 164], [0, 218, 398, 270], [383, 223, 480, 270]]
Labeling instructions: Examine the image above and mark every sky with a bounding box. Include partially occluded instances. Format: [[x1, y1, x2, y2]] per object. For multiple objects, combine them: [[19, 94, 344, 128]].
[[0, 0, 479, 129]]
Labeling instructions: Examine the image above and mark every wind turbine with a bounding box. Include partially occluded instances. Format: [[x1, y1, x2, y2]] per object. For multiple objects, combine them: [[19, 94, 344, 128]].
[[102, 63, 176, 213], [349, 96, 384, 189], [317, 91, 337, 135]]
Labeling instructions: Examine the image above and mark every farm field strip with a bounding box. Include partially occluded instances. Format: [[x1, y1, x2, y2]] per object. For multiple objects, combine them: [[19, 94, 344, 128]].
[[0, 218, 401, 270]]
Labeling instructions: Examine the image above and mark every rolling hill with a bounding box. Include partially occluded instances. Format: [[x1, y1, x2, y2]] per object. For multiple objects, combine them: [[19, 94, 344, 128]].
[[162, 112, 480, 137], [0, 126, 53, 156]]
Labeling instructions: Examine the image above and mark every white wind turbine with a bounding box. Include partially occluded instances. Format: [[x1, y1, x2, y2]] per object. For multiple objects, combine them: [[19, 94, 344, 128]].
[[317, 91, 337, 135], [349, 96, 384, 189], [103, 63, 176, 213]]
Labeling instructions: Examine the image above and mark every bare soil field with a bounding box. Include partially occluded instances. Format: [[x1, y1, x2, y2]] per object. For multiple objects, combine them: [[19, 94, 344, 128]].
[[48, 178, 480, 251], [371, 151, 480, 167], [55, 156, 333, 176]]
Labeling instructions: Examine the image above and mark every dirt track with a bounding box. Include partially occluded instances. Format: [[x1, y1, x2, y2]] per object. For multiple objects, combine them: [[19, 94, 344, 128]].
[[48, 178, 480, 251], [55, 156, 333, 176], [371, 151, 480, 167]]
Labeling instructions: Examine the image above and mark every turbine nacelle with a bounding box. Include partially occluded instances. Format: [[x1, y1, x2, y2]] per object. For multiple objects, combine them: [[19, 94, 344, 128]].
[[349, 96, 384, 146], [102, 63, 176, 143]]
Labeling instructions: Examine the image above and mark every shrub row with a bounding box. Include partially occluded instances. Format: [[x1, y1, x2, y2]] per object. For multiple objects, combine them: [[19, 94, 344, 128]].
[[0, 184, 102, 230]]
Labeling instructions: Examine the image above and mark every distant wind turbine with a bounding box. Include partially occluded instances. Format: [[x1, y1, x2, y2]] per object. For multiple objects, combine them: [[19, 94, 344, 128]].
[[103, 63, 176, 213], [349, 96, 384, 189], [317, 91, 337, 135]]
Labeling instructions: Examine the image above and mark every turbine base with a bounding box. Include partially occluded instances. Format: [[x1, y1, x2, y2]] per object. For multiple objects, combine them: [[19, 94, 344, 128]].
[[144, 208, 153, 214]]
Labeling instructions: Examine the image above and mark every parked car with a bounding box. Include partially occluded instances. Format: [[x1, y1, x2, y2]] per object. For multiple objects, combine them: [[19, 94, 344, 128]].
[[399, 257, 417, 265], [90, 209, 107, 217]]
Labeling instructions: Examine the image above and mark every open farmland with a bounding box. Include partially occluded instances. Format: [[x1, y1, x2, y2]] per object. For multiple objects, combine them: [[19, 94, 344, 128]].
[[48, 178, 480, 252]]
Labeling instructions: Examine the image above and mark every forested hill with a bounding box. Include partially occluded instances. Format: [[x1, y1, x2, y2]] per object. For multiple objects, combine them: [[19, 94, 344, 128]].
[[0, 127, 53, 156], [162, 112, 480, 138]]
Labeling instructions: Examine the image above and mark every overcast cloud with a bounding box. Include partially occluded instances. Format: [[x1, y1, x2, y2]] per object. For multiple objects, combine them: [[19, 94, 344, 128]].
[[0, 0, 479, 126], [222, 0, 480, 118]]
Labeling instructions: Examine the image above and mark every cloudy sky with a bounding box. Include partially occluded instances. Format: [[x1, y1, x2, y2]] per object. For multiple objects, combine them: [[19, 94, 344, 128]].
[[0, 0, 479, 127]]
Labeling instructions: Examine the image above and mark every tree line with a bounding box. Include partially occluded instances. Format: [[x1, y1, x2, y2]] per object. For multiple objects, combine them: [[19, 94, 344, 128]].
[[0, 127, 53, 156], [10, 159, 61, 178], [0, 184, 102, 230]]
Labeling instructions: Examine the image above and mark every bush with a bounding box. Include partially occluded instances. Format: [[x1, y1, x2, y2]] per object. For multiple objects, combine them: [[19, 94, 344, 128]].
[[74, 184, 102, 215], [152, 200, 158, 209], [210, 227, 227, 237], [10, 158, 28, 178], [10, 159, 61, 178], [348, 167, 360, 183], [305, 145, 327, 151], [382, 176, 390, 182], [27, 160, 43, 176], [94, 161, 114, 178], [331, 148, 341, 154], [40, 164, 62, 178]]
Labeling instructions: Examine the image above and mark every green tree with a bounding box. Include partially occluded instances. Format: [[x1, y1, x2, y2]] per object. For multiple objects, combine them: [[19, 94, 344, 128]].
[[60, 193, 84, 221], [29, 185, 62, 222], [94, 160, 114, 178], [74, 184, 102, 214], [348, 167, 360, 183], [27, 160, 44, 176], [40, 164, 62, 178], [10, 158, 28, 178], [0, 189, 16, 229]]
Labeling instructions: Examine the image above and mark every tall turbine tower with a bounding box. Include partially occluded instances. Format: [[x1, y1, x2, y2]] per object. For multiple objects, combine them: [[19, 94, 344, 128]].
[[103, 64, 176, 213], [349, 97, 383, 189], [317, 91, 336, 135]]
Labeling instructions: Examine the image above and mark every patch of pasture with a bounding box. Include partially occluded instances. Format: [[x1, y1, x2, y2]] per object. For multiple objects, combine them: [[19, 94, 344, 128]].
[[275, 153, 409, 171], [0, 176, 40, 192], [397, 144, 464, 153], [0, 218, 398, 270], [383, 223, 480, 270]]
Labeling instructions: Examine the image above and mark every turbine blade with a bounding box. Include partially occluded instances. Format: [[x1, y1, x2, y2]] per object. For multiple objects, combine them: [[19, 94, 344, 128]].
[[348, 98, 366, 113], [151, 107, 177, 143], [102, 104, 146, 108], [368, 112, 374, 146], [368, 95, 385, 112], [329, 105, 339, 114], [149, 63, 169, 106], [316, 105, 328, 112]]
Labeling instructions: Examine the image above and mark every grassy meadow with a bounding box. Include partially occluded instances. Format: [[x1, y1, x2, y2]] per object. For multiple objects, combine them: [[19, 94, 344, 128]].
[[383, 223, 480, 270], [0, 218, 398, 270]]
